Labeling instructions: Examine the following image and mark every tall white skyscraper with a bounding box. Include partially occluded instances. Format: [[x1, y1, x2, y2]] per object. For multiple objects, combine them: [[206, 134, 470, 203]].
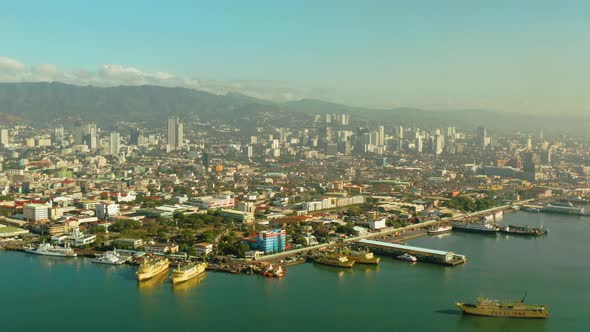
[[109, 132, 120, 155], [434, 134, 444, 155], [167, 117, 183, 151], [0, 129, 8, 147], [378, 125, 385, 146]]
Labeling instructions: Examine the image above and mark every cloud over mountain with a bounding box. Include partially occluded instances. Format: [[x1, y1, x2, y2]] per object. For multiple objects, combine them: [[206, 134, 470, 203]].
[[0, 56, 302, 102]]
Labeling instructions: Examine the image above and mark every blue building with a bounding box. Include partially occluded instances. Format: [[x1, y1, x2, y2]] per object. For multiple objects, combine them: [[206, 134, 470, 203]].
[[243, 229, 286, 254]]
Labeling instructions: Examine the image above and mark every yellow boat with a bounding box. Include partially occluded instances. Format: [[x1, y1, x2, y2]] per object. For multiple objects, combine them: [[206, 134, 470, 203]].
[[136, 257, 170, 281], [346, 250, 380, 264], [313, 254, 355, 268], [457, 295, 548, 319], [171, 262, 207, 284]]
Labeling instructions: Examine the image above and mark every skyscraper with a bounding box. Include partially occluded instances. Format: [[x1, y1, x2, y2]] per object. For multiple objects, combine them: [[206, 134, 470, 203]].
[[0, 129, 8, 147], [167, 117, 183, 151], [109, 132, 120, 155], [378, 125, 385, 146]]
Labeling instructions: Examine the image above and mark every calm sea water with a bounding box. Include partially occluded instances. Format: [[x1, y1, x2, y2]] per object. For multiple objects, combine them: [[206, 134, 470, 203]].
[[2, 211, 589, 332]]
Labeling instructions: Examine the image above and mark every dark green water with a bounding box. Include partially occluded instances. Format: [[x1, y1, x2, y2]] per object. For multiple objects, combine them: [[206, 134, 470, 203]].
[[2, 212, 589, 332]]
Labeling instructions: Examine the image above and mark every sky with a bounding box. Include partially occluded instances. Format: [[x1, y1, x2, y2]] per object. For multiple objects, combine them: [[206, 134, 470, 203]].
[[1, 0, 590, 114]]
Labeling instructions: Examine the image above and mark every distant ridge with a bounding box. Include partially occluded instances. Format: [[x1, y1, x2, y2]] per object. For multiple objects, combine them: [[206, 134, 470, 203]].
[[0, 82, 586, 133]]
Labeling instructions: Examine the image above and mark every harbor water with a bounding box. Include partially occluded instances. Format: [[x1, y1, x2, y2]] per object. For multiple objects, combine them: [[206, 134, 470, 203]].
[[2, 211, 590, 332]]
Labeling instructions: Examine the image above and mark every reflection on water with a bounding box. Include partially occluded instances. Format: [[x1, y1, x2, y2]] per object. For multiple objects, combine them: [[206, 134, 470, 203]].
[[172, 273, 206, 295], [137, 271, 169, 294]]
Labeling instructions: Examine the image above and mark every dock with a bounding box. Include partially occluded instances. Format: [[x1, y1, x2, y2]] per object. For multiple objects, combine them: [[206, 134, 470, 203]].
[[358, 239, 466, 266]]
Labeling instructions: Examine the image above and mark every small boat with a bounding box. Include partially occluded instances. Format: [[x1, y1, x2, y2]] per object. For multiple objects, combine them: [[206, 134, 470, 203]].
[[91, 248, 127, 265], [396, 253, 417, 262], [427, 225, 452, 235]]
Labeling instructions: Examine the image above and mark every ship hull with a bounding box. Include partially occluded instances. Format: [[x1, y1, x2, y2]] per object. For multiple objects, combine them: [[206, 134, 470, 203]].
[[137, 263, 170, 281], [428, 228, 452, 235], [347, 255, 380, 265], [457, 303, 548, 319], [171, 264, 207, 284], [313, 258, 355, 268], [24, 249, 77, 257], [452, 225, 498, 235]]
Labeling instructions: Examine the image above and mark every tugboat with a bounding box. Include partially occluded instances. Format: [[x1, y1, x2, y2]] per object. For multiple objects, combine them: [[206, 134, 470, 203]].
[[346, 249, 380, 264], [263, 263, 286, 278], [456, 294, 548, 318], [24, 242, 77, 257], [396, 253, 417, 262], [313, 253, 355, 268], [91, 248, 127, 265], [136, 256, 170, 281], [171, 261, 207, 284]]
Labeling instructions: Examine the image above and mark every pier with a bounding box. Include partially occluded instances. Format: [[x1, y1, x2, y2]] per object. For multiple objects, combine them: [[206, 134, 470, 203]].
[[358, 239, 467, 266]]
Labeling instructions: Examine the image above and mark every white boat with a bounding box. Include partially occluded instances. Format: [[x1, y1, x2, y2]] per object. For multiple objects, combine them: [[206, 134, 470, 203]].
[[427, 225, 452, 235], [91, 249, 127, 265], [24, 242, 77, 257], [396, 253, 417, 262]]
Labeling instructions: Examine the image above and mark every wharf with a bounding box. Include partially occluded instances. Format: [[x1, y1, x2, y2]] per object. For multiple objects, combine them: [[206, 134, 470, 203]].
[[359, 239, 466, 266]]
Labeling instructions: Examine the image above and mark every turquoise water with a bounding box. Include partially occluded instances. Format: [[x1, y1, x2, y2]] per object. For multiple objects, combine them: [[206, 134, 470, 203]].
[[2, 212, 589, 332]]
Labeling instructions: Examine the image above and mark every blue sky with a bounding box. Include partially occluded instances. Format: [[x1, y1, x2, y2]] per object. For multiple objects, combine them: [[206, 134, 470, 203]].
[[1, 0, 589, 114]]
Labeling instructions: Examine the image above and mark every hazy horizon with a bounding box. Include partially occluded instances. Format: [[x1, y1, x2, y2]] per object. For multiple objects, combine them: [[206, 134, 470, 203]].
[[1, 0, 589, 115]]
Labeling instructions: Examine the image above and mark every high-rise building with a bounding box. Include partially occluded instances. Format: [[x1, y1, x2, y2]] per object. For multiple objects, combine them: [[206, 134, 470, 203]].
[[477, 126, 489, 148], [0, 129, 8, 147], [434, 134, 444, 155], [415, 137, 423, 153], [109, 132, 120, 155], [378, 125, 385, 146], [341, 114, 349, 126], [398, 126, 404, 139], [52, 127, 64, 144], [167, 117, 183, 151], [278, 128, 286, 143], [130, 128, 144, 146], [242, 145, 253, 158], [243, 229, 286, 254]]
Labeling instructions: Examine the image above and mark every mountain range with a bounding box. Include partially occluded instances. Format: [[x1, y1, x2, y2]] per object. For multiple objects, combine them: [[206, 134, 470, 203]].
[[0, 82, 587, 134]]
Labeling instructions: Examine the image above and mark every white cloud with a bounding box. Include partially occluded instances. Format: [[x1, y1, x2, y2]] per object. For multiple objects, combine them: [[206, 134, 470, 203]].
[[0, 56, 302, 102]]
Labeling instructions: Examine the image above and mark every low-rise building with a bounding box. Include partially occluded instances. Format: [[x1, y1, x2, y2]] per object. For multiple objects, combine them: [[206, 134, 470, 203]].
[[219, 209, 254, 223]]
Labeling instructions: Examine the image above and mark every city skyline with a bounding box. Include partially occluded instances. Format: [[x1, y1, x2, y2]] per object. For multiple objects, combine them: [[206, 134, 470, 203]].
[[1, 1, 590, 115]]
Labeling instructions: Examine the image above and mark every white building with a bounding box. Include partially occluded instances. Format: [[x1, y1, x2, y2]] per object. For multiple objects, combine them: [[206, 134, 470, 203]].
[[368, 218, 387, 230], [96, 202, 120, 220], [189, 195, 234, 209], [52, 228, 96, 247], [23, 203, 49, 221]]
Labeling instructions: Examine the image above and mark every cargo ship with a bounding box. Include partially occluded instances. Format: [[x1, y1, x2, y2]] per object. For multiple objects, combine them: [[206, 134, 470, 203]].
[[499, 225, 548, 237], [137, 257, 170, 281], [452, 222, 498, 234], [346, 249, 380, 264], [427, 225, 452, 235], [24, 242, 77, 257], [171, 261, 207, 284], [313, 254, 355, 268], [456, 295, 548, 318]]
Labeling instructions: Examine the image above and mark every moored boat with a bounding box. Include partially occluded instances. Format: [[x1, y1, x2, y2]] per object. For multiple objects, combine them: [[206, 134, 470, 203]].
[[346, 249, 380, 264], [91, 248, 127, 265], [171, 261, 207, 284], [499, 225, 547, 237], [313, 254, 355, 268], [452, 222, 499, 234], [427, 225, 452, 235], [137, 256, 170, 281], [396, 253, 417, 262], [24, 242, 77, 257]]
